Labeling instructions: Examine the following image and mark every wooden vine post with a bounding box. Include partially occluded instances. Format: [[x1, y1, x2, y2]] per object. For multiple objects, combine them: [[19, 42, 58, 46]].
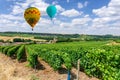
[[77, 59, 80, 80]]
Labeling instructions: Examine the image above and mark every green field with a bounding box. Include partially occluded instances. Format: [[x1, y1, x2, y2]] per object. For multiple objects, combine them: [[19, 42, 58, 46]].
[[0, 41, 120, 80]]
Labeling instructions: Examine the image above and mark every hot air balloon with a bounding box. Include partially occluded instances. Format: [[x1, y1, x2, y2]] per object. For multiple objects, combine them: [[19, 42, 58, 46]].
[[46, 5, 57, 21], [24, 7, 40, 31]]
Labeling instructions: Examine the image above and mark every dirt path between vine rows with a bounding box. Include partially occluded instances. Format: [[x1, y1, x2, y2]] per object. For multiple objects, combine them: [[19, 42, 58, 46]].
[[0, 53, 99, 80]]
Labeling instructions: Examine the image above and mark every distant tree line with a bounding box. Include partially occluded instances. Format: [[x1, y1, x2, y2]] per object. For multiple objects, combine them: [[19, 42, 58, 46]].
[[13, 38, 32, 42], [1, 32, 120, 43]]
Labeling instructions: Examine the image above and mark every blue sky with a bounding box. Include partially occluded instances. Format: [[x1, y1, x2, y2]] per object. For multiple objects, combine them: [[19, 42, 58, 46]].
[[0, 0, 120, 35]]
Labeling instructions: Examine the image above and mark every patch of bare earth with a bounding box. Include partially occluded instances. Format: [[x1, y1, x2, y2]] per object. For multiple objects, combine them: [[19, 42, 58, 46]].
[[0, 36, 46, 42], [106, 41, 120, 45], [0, 53, 99, 80]]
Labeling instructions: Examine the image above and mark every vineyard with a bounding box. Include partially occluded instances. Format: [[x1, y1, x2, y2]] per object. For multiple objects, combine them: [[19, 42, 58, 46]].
[[0, 41, 120, 80]]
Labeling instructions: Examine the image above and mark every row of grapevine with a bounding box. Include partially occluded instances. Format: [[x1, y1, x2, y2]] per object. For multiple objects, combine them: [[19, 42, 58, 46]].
[[0, 45, 25, 61], [0, 45, 40, 69], [26, 46, 39, 68], [17, 45, 25, 61], [27, 42, 120, 80], [80, 48, 120, 80], [28, 45, 72, 70], [0, 41, 120, 80]]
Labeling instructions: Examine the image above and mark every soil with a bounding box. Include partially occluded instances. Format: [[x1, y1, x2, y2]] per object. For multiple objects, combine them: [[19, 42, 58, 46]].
[[106, 41, 120, 45], [0, 53, 99, 80], [0, 36, 46, 42]]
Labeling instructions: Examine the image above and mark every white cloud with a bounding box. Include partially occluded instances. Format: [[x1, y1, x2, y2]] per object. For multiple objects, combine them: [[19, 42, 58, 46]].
[[40, 18, 51, 25], [0, 0, 120, 35], [93, 17, 111, 25], [77, 1, 88, 9], [12, 0, 65, 16], [9, 0, 51, 16], [56, 5, 65, 12], [93, 6, 119, 17], [93, 0, 120, 17], [0, 14, 25, 32], [52, 1, 58, 5], [0, 14, 22, 21], [84, 1, 88, 7], [78, 2, 83, 9], [61, 9, 82, 17], [0, 0, 50, 32], [59, 15, 91, 29], [67, 0, 69, 3], [72, 17, 91, 25], [11, 5, 24, 15], [91, 0, 120, 34], [60, 22, 71, 28]]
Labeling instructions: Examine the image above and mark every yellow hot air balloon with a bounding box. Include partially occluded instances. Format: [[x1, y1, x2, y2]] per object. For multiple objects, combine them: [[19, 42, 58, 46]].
[[24, 7, 40, 31]]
